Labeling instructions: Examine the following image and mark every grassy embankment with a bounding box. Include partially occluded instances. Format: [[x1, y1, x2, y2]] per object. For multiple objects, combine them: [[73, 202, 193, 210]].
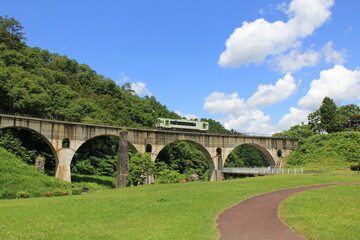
[[285, 131, 360, 173], [280, 184, 360, 240], [0, 174, 359, 240], [0, 147, 70, 198]]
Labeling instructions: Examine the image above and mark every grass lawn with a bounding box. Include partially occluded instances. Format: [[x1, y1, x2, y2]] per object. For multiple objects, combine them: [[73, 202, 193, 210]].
[[280, 183, 360, 240], [0, 174, 359, 240]]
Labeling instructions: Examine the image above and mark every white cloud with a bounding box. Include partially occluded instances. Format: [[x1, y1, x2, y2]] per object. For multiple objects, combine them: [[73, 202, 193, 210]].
[[258, 8, 265, 15], [203, 73, 299, 134], [130, 82, 152, 97], [224, 110, 275, 134], [175, 111, 198, 120], [119, 72, 130, 83], [322, 41, 346, 65], [277, 107, 310, 130], [298, 65, 360, 110], [247, 73, 297, 107], [269, 49, 320, 73], [204, 92, 247, 115], [218, 0, 334, 68]]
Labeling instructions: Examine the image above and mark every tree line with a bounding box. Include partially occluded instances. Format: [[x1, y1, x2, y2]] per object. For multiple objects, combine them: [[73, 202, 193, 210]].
[[0, 16, 269, 185]]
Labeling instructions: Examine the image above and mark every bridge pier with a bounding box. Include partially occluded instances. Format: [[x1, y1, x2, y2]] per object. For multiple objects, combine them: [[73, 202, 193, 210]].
[[55, 148, 75, 182]]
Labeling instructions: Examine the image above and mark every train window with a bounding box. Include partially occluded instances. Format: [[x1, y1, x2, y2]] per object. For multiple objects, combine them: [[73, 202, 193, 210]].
[[203, 123, 207, 129], [165, 120, 169, 126]]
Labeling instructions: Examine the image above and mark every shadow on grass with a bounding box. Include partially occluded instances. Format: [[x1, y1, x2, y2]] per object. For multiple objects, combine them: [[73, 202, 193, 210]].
[[71, 174, 115, 188]]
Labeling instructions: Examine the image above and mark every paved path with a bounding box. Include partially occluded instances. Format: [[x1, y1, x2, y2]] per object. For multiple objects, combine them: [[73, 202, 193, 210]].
[[217, 183, 357, 240]]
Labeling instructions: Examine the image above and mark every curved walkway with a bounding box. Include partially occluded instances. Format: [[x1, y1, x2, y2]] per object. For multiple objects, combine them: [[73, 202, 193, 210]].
[[217, 183, 357, 240]]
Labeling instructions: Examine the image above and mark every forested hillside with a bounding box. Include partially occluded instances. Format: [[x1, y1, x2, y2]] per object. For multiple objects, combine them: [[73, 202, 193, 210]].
[[1, 16, 245, 184], [0, 17, 182, 128]]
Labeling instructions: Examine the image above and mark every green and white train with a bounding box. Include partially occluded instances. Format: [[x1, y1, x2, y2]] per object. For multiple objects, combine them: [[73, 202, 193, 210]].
[[156, 118, 209, 132]]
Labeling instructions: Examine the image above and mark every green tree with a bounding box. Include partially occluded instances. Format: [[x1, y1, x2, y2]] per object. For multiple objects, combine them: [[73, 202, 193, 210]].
[[0, 16, 26, 50], [127, 153, 154, 186], [337, 104, 360, 130], [224, 145, 268, 167], [273, 124, 315, 139], [308, 97, 341, 133]]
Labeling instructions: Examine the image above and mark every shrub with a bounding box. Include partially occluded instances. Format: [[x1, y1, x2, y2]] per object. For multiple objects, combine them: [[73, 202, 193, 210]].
[[71, 187, 83, 195], [16, 191, 30, 199], [350, 162, 360, 171], [53, 189, 67, 196], [0, 189, 16, 199], [42, 192, 54, 197]]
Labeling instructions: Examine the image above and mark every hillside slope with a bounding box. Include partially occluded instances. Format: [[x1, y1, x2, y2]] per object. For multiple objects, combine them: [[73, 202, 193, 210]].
[[286, 132, 360, 172], [0, 147, 69, 199]]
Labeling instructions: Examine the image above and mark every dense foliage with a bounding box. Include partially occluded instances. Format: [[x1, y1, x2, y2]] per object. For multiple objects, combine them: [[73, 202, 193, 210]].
[[224, 145, 268, 167], [0, 16, 274, 181], [286, 132, 360, 172], [0, 16, 179, 127], [308, 97, 360, 133]]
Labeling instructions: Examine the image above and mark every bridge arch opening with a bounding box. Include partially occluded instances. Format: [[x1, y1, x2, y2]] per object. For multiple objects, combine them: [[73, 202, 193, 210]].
[[155, 140, 214, 182], [224, 144, 275, 168], [71, 135, 137, 184], [145, 144, 152, 153], [62, 138, 70, 148], [0, 127, 57, 175], [277, 149, 283, 158]]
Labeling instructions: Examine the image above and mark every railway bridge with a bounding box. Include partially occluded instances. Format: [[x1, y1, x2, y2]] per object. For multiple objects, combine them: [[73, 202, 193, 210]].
[[0, 114, 298, 182]]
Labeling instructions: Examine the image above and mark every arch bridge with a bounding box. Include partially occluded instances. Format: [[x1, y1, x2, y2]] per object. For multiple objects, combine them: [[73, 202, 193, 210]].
[[0, 114, 298, 182]]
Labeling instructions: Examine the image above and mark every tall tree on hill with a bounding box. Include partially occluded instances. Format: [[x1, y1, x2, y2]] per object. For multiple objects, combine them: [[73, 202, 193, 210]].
[[318, 97, 340, 133], [0, 16, 26, 50], [308, 97, 340, 133]]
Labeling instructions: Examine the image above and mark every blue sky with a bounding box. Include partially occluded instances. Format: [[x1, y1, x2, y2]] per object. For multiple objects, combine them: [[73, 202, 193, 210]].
[[1, 0, 360, 134]]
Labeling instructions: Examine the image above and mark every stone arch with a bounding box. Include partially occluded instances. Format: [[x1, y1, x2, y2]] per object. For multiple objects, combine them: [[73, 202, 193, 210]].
[[225, 143, 276, 167], [0, 126, 59, 170], [155, 139, 215, 181]]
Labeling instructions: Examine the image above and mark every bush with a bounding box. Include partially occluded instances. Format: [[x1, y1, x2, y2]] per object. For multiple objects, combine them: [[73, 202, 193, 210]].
[[0, 189, 16, 199], [53, 189, 68, 196], [350, 162, 360, 171], [71, 187, 83, 195], [42, 192, 54, 197], [16, 191, 30, 199]]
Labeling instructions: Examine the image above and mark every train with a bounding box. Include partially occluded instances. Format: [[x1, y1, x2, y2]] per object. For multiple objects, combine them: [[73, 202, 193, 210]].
[[156, 118, 209, 132]]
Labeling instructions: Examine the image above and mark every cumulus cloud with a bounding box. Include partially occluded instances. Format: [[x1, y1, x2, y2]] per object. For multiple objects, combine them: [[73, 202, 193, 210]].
[[269, 49, 320, 73], [224, 110, 275, 134], [322, 41, 346, 65], [204, 92, 247, 115], [298, 65, 360, 110], [218, 0, 334, 68], [175, 111, 198, 120], [277, 107, 310, 130], [204, 73, 299, 134], [247, 73, 297, 107], [130, 82, 152, 97]]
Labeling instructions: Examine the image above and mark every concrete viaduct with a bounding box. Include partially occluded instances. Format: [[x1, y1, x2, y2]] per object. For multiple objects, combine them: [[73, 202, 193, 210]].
[[0, 114, 298, 182]]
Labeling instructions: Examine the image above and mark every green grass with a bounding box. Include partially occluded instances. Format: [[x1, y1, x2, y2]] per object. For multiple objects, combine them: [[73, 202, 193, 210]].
[[0, 147, 70, 199], [0, 174, 359, 239], [286, 132, 360, 173], [71, 174, 116, 191], [280, 184, 360, 240]]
